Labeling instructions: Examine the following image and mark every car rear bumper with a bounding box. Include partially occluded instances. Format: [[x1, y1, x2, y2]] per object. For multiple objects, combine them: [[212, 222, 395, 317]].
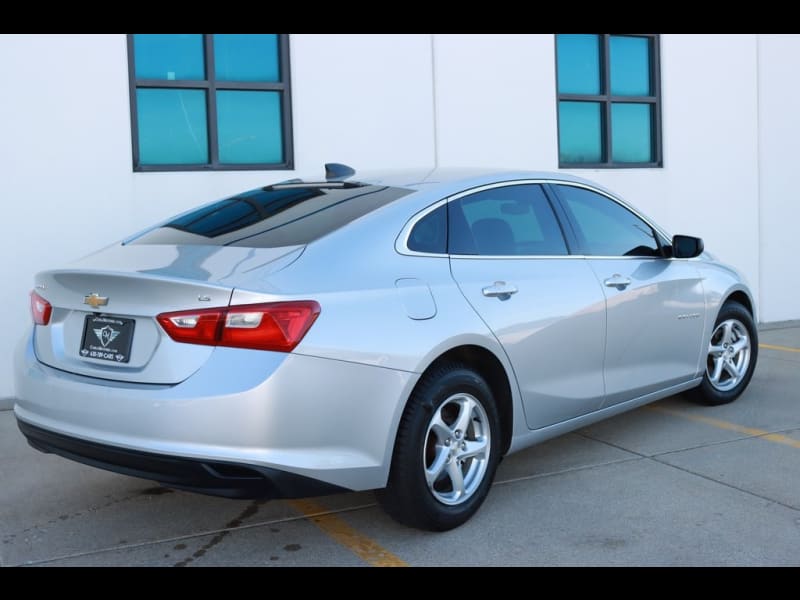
[[13, 333, 417, 492], [18, 419, 347, 499]]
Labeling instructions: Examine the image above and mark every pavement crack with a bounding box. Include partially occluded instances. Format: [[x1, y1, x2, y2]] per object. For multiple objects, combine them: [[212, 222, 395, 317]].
[[494, 455, 643, 487], [577, 429, 800, 512], [646, 455, 800, 514], [576, 431, 651, 459], [648, 426, 800, 459]]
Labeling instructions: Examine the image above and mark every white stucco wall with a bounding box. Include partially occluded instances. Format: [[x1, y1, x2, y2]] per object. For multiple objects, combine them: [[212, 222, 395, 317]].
[[0, 33, 796, 402], [756, 34, 800, 323]]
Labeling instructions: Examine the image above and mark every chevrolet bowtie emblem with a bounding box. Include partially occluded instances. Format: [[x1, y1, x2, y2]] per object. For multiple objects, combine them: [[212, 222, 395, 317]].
[[84, 293, 109, 309]]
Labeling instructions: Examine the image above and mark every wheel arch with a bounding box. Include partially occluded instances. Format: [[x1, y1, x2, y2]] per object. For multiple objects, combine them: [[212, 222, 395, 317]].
[[414, 344, 515, 456], [724, 289, 755, 318]]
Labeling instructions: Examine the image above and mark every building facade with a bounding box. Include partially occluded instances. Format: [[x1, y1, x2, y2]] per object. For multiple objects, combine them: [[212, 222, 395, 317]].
[[1, 33, 797, 404]]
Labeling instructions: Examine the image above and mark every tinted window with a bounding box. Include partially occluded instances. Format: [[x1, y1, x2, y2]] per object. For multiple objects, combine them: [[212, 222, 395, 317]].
[[555, 185, 661, 257], [448, 185, 568, 256], [128, 184, 412, 248], [408, 205, 447, 254]]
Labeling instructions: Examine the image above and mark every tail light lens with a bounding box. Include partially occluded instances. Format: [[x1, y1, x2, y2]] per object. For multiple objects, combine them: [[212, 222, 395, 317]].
[[157, 301, 320, 352], [30, 291, 52, 326]]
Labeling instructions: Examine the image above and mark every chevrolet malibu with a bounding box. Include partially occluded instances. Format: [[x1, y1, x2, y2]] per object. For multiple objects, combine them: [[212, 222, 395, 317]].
[[14, 166, 758, 531]]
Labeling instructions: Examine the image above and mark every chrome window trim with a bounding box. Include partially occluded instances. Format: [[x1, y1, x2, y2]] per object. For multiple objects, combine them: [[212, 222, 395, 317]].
[[395, 179, 673, 259], [545, 180, 672, 244]]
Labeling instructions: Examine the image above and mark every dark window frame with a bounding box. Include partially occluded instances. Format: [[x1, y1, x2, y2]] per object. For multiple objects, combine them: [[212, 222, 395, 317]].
[[554, 33, 662, 169], [127, 34, 293, 172]]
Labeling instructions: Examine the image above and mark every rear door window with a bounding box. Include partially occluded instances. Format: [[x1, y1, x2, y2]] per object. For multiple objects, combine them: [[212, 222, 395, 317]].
[[448, 184, 568, 256]]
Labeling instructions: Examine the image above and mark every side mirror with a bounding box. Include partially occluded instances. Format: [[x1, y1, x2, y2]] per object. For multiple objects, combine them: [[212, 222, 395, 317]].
[[671, 235, 704, 259]]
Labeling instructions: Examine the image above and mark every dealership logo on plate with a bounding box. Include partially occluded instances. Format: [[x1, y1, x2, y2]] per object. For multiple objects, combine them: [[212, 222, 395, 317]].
[[94, 325, 120, 348]]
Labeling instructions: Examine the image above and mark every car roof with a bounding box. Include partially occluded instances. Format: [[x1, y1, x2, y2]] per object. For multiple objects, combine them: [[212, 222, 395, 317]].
[[293, 166, 612, 198]]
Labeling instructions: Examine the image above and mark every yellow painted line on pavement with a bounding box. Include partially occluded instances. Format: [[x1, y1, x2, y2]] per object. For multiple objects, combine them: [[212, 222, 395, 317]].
[[287, 499, 408, 567], [759, 343, 800, 354], [648, 405, 800, 449]]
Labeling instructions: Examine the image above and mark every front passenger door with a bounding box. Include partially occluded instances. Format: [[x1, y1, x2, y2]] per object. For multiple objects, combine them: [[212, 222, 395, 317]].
[[551, 184, 706, 406]]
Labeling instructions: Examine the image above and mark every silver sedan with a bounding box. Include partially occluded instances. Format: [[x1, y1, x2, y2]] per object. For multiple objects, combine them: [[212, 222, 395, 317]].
[[14, 166, 758, 531]]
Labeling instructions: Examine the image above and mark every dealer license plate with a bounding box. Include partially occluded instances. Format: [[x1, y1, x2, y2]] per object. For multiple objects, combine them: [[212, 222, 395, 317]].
[[79, 314, 135, 363]]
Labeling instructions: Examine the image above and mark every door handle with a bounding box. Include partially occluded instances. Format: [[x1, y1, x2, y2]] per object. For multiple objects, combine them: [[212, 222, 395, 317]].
[[604, 274, 632, 290], [482, 281, 518, 300]]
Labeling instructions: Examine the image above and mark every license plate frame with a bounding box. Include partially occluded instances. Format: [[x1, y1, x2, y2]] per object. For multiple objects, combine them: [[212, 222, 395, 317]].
[[79, 314, 135, 364]]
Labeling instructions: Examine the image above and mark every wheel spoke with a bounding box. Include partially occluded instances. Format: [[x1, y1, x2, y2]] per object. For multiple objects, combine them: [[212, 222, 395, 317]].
[[722, 358, 743, 381], [458, 438, 488, 461], [721, 321, 734, 345], [452, 396, 477, 436], [731, 336, 749, 354], [428, 411, 451, 444], [709, 356, 725, 384], [425, 446, 449, 486], [731, 356, 747, 378], [446, 459, 465, 500], [709, 344, 725, 356]]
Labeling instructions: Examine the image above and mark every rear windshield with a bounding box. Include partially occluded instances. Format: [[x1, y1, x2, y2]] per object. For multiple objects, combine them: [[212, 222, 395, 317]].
[[127, 184, 413, 248]]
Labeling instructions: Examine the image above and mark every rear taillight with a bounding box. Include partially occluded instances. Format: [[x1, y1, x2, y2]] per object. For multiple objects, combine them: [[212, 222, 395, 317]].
[[156, 301, 320, 352], [30, 291, 52, 326]]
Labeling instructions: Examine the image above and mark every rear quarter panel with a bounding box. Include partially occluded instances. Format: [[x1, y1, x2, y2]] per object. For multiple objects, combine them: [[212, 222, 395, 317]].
[[228, 200, 532, 453]]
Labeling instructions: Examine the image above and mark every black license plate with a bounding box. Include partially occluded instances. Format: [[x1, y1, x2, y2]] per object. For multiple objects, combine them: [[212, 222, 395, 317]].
[[80, 315, 135, 364]]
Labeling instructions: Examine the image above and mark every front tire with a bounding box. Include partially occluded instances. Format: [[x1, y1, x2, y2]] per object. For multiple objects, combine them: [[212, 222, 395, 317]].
[[689, 301, 758, 406], [377, 361, 501, 531]]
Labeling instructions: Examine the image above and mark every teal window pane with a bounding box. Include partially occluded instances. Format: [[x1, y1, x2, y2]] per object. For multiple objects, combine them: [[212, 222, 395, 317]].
[[136, 89, 208, 164], [558, 101, 603, 163], [611, 103, 652, 162], [610, 36, 651, 96], [217, 91, 283, 164], [133, 34, 205, 80], [556, 34, 600, 95], [214, 34, 279, 82]]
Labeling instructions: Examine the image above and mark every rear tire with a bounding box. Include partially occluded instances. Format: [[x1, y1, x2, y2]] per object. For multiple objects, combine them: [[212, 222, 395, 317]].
[[688, 301, 758, 406], [377, 361, 501, 531]]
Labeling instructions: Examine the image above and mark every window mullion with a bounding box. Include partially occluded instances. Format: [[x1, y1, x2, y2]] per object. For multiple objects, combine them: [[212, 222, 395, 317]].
[[602, 34, 613, 164], [205, 34, 220, 167], [652, 36, 663, 166], [279, 34, 294, 171]]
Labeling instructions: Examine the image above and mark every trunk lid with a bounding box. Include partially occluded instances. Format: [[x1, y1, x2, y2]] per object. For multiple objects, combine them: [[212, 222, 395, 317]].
[[32, 243, 303, 384]]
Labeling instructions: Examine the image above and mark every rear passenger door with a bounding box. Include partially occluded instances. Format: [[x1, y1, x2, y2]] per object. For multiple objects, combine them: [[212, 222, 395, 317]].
[[447, 182, 607, 430]]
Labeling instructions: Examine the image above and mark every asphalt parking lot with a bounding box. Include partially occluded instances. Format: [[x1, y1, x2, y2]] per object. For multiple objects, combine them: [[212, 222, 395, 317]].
[[1, 323, 799, 567]]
